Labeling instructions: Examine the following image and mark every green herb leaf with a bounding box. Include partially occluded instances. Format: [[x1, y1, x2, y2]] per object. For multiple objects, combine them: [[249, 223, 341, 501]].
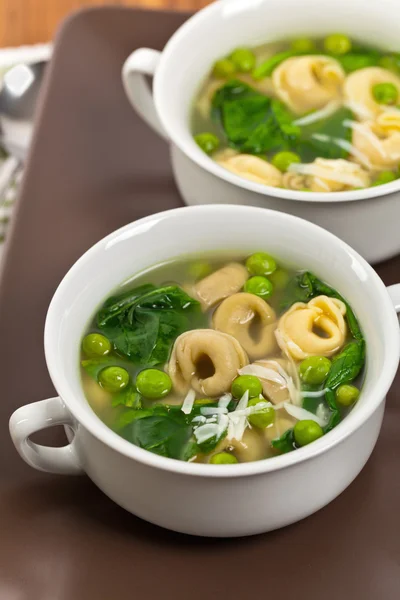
[[325, 341, 365, 390], [121, 405, 194, 460], [296, 107, 353, 161], [337, 52, 380, 73], [271, 428, 296, 454], [324, 388, 341, 433], [280, 272, 314, 310], [112, 386, 142, 408], [114, 408, 152, 430], [252, 50, 301, 80], [212, 80, 300, 154], [97, 285, 203, 365], [97, 283, 155, 328]]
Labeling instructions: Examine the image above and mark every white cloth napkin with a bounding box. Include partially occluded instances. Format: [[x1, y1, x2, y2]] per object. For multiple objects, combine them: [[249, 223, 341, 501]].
[[0, 43, 52, 262]]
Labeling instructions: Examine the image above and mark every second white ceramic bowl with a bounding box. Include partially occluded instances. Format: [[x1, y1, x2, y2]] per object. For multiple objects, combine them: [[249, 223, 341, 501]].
[[122, 0, 400, 263], [9, 206, 400, 537]]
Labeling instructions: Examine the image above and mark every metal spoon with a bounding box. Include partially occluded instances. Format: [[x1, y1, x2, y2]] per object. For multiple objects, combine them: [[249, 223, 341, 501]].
[[0, 61, 46, 121], [0, 61, 47, 203]]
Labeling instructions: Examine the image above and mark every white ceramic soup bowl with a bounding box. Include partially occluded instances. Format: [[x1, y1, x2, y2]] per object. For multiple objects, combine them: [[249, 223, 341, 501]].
[[9, 206, 400, 537], [122, 0, 400, 264]]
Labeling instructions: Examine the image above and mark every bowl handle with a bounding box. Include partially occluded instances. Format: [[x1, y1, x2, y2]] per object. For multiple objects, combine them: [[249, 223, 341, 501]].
[[388, 284, 400, 314], [122, 48, 168, 140], [9, 396, 84, 475]]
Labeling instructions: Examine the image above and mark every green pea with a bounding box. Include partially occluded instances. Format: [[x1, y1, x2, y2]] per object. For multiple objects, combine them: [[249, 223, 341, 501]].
[[271, 151, 301, 173], [294, 420, 324, 447], [246, 252, 277, 276], [372, 82, 398, 105], [323, 33, 352, 55], [210, 452, 238, 464], [136, 369, 172, 399], [336, 384, 360, 406], [269, 268, 290, 291], [244, 275, 274, 300], [212, 58, 236, 78], [379, 54, 400, 73], [99, 366, 129, 393], [372, 170, 397, 186], [194, 133, 220, 155], [188, 261, 213, 280], [82, 333, 111, 357], [299, 356, 332, 385], [230, 47, 256, 72], [248, 398, 275, 429], [291, 38, 316, 53], [231, 375, 262, 399]]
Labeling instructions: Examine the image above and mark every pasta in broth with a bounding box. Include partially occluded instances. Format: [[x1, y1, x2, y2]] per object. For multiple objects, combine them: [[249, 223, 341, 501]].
[[192, 35, 400, 191], [81, 253, 365, 464]]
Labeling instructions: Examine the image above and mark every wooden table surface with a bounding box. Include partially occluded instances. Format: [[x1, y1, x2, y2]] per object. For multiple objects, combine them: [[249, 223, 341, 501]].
[[0, 0, 210, 47]]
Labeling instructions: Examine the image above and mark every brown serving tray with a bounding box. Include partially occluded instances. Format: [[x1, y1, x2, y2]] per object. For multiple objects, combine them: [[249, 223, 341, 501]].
[[0, 7, 399, 599]]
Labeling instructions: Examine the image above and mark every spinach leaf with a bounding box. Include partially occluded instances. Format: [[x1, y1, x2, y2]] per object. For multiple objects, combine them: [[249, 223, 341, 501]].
[[301, 390, 324, 414], [212, 80, 300, 154], [97, 285, 202, 365], [252, 50, 300, 80], [212, 80, 271, 147], [324, 388, 341, 433], [281, 272, 315, 310], [242, 99, 301, 154], [271, 428, 296, 454], [118, 401, 231, 461], [325, 341, 365, 390], [112, 386, 142, 408], [97, 283, 155, 328], [121, 405, 195, 460], [296, 107, 353, 161], [337, 52, 380, 73], [281, 271, 364, 342], [114, 408, 152, 430]]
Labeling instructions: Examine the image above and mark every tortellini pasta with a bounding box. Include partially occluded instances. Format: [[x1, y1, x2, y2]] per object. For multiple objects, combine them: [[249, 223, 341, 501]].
[[168, 329, 248, 397], [282, 172, 307, 191], [213, 292, 277, 360], [194, 262, 249, 309], [216, 154, 283, 187], [344, 67, 400, 121], [276, 295, 347, 360], [273, 55, 345, 115], [289, 158, 371, 191], [351, 113, 400, 170]]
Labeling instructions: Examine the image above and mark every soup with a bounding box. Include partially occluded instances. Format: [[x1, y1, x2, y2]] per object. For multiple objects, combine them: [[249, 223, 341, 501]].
[[192, 34, 400, 192], [81, 252, 365, 464]]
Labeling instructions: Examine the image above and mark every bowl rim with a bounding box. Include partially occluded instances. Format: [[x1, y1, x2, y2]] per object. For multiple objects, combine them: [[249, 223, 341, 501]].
[[153, 0, 400, 204], [45, 205, 400, 478]]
